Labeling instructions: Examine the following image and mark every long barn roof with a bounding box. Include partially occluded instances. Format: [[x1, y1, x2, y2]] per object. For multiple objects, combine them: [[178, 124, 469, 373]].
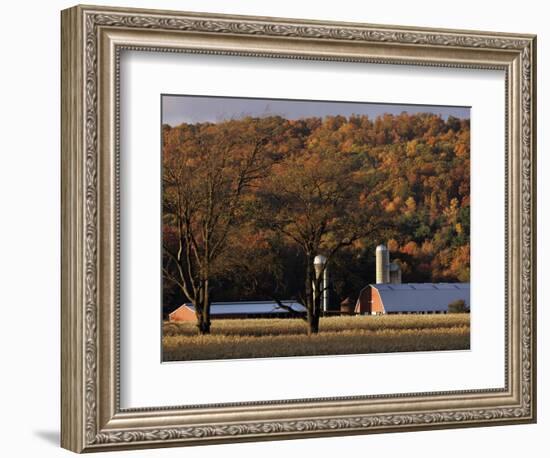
[[373, 283, 470, 313], [184, 300, 306, 315]]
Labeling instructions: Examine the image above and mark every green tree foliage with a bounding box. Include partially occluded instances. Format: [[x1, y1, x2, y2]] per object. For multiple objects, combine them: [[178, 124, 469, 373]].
[[448, 299, 469, 313]]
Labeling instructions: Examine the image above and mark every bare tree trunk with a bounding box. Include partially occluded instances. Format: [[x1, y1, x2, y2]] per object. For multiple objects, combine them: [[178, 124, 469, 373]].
[[311, 284, 321, 334], [202, 279, 211, 334], [195, 282, 212, 335], [309, 314, 320, 334], [197, 317, 211, 335], [196, 299, 210, 334]]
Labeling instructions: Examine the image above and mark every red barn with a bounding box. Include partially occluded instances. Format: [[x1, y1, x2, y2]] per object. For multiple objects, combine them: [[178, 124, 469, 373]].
[[168, 304, 196, 321], [355, 283, 470, 315]]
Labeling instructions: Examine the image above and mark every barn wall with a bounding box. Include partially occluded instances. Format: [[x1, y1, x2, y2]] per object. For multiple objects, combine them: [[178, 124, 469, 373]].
[[169, 305, 195, 322], [371, 288, 385, 314], [355, 286, 372, 314]]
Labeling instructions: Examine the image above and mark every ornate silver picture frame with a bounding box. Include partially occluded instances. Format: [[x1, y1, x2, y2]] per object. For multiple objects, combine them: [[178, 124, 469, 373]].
[[61, 4, 536, 453]]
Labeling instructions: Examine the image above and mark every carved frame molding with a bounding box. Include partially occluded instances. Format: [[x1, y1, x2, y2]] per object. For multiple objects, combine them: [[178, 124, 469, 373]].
[[61, 5, 536, 453]]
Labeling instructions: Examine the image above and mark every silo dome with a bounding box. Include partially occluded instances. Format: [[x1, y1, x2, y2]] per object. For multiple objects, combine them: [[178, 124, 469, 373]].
[[314, 254, 327, 266]]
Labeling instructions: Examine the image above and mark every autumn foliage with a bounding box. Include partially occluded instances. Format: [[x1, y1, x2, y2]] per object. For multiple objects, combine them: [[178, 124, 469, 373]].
[[162, 112, 470, 327]]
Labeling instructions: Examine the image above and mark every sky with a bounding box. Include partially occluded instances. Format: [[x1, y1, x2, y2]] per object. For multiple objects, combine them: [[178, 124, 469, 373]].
[[162, 94, 470, 126]]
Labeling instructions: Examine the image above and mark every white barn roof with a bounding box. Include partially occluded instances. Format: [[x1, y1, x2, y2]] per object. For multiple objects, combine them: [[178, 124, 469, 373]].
[[185, 300, 306, 315], [373, 283, 470, 313]]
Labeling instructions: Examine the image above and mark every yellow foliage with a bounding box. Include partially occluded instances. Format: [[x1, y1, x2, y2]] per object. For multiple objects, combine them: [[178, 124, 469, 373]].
[[454, 142, 468, 158], [421, 240, 434, 255], [406, 140, 418, 157], [443, 197, 460, 223], [387, 238, 399, 252], [405, 196, 417, 213]]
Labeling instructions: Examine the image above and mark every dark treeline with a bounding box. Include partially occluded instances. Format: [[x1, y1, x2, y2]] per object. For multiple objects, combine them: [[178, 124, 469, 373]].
[[162, 112, 470, 332]]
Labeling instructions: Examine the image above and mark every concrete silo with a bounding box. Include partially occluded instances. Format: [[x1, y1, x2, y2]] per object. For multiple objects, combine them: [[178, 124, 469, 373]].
[[389, 262, 402, 284], [313, 254, 329, 313], [375, 244, 390, 284]]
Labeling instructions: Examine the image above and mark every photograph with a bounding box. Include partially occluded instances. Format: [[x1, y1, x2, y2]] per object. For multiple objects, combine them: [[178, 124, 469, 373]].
[[161, 95, 471, 361]]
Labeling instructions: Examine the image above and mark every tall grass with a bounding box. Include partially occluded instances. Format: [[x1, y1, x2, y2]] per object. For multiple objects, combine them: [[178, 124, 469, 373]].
[[162, 315, 470, 361]]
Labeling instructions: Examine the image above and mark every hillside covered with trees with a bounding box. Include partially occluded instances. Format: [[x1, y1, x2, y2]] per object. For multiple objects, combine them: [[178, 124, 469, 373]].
[[162, 112, 470, 333]]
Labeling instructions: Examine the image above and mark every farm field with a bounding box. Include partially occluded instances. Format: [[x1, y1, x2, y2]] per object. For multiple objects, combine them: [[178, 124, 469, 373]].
[[162, 314, 470, 361]]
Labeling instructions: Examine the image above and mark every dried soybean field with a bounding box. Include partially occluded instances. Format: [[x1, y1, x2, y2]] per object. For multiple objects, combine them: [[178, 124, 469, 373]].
[[162, 314, 470, 362]]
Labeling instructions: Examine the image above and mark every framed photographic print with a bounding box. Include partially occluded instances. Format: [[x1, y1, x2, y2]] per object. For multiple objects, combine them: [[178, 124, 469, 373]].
[[61, 4, 537, 453]]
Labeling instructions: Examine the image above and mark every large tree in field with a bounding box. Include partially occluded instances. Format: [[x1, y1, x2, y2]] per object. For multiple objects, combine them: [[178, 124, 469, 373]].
[[259, 145, 385, 335], [162, 119, 275, 334]]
